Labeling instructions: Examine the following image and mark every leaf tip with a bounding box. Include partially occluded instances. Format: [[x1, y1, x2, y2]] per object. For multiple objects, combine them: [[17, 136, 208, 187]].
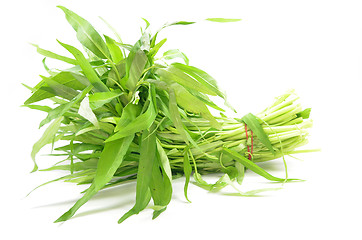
[[54, 218, 64, 223], [56, 39, 64, 46], [56, 5, 67, 12], [28, 42, 38, 48], [31, 164, 38, 173], [117, 213, 130, 224], [54, 211, 71, 223]]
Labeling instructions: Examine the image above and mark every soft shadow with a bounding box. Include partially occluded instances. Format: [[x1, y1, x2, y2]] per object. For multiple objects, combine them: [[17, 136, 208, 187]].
[[71, 183, 137, 220], [32, 182, 137, 215]]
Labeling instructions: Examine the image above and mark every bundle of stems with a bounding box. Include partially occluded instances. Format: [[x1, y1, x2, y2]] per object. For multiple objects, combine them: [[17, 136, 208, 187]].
[[161, 90, 313, 171], [24, 6, 317, 223]]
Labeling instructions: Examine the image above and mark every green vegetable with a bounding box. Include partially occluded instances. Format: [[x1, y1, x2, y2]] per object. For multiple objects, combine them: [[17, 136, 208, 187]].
[[25, 6, 318, 223]]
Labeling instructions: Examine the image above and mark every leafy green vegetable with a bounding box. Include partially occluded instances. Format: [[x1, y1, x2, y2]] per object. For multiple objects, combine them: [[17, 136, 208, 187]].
[[25, 6, 317, 224]]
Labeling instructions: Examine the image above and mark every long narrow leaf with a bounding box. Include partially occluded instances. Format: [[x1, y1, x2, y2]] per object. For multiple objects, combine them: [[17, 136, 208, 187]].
[[30, 43, 77, 65], [157, 66, 217, 96], [168, 88, 189, 143], [126, 50, 148, 92], [105, 86, 157, 142], [58, 6, 111, 59], [104, 35, 124, 63], [55, 134, 134, 222], [241, 113, 275, 154], [171, 63, 225, 99], [31, 116, 63, 172], [39, 85, 93, 127], [88, 90, 123, 109], [118, 126, 156, 223], [163, 49, 189, 65], [171, 82, 220, 129], [223, 148, 298, 182], [42, 78, 79, 100], [183, 150, 192, 202], [205, 18, 241, 23], [150, 142, 172, 219], [58, 41, 109, 92], [24, 71, 88, 104]]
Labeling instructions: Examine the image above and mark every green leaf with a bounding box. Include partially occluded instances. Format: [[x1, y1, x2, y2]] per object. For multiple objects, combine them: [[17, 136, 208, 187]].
[[149, 38, 167, 57], [39, 85, 93, 128], [165, 86, 204, 150], [297, 108, 311, 119], [41, 58, 52, 74], [88, 89, 123, 109], [118, 126, 156, 223], [157, 65, 217, 96], [24, 71, 88, 104], [150, 21, 195, 48], [114, 42, 134, 52], [57, 6, 111, 59], [30, 43, 77, 65], [125, 50, 148, 92], [223, 148, 298, 182], [54, 134, 134, 222], [31, 116, 63, 172], [171, 63, 225, 99], [193, 172, 212, 190], [168, 88, 190, 143], [205, 18, 241, 23], [163, 49, 189, 65], [76, 122, 114, 136], [156, 140, 173, 183], [164, 21, 196, 27], [104, 35, 124, 63], [183, 150, 192, 202], [22, 104, 52, 113], [114, 102, 141, 131], [235, 161, 245, 185], [241, 113, 275, 154], [24, 84, 54, 105], [185, 88, 225, 112], [41, 77, 79, 100], [142, 18, 151, 30], [149, 140, 173, 218], [105, 86, 157, 142], [108, 60, 126, 88], [54, 143, 102, 153], [170, 83, 220, 129], [58, 41, 109, 92], [53, 72, 89, 89]]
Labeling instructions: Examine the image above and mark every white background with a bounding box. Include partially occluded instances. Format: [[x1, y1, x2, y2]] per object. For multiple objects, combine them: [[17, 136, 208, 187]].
[[1, 0, 361, 239]]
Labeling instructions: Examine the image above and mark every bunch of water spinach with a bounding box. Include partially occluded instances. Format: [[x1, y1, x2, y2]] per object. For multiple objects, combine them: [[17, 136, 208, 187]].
[[24, 6, 316, 223]]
